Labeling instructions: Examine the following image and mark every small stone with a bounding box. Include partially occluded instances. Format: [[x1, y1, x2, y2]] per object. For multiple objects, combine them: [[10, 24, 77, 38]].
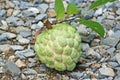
[[70, 72, 83, 79], [2, 32, 16, 39], [20, 2, 33, 9], [0, 67, 4, 74], [5, 61, 21, 76], [77, 24, 89, 36], [37, 21, 44, 28], [15, 49, 35, 59], [31, 24, 40, 30], [112, 30, 120, 38], [28, 63, 36, 68], [0, 44, 12, 53], [10, 45, 24, 50], [116, 8, 120, 15], [28, 58, 36, 63], [101, 37, 119, 47], [38, 3, 48, 13], [82, 43, 90, 52], [117, 42, 120, 50], [106, 15, 115, 19], [12, 9, 20, 16], [0, 20, 8, 30], [6, 0, 15, 8], [47, 8, 56, 17], [86, 48, 101, 59], [0, 9, 6, 17], [91, 39, 100, 47], [18, 38, 30, 44], [35, 14, 47, 22], [6, 16, 19, 24], [15, 59, 26, 68], [94, 8, 103, 17], [107, 47, 115, 55], [108, 62, 119, 68], [28, 7, 40, 14], [17, 20, 24, 26], [115, 53, 120, 65], [84, 10, 94, 19], [7, 8, 14, 16], [0, 33, 7, 41], [99, 67, 115, 77], [23, 69, 37, 75], [39, 64, 47, 71], [19, 30, 32, 38]]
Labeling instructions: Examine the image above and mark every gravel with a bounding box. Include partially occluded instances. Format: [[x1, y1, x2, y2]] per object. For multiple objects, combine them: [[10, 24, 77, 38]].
[[0, 0, 120, 79]]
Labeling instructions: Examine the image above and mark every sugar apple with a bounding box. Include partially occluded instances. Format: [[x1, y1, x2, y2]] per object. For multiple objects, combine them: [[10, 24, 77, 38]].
[[34, 23, 82, 71]]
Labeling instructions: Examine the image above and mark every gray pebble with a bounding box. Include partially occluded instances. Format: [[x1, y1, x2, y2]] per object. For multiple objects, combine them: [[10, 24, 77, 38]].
[[31, 24, 40, 30], [108, 61, 119, 68], [70, 72, 83, 79], [0, 67, 4, 74], [115, 53, 120, 65], [112, 30, 120, 38], [28, 58, 36, 63], [35, 14, 47, 22], [94, 8, 103, 17], [101, 37, 119, 47], [116, 8, 120, 15], [0, 9, 6, 17], [0, 44, 12, 53], [39, 64, 47, 71], [84, 10, 94, 19], [16, 20, 24, 26], [18, 38, 30, 44], [117, 42, 120, 50], [23, 69, 37, 75], [28, 62, 36, 68], [82, 43, 90, 52], [37, 21, 44, 28], [99, 67, 115, 77], [6, 16, 19, 24], [86, 48, 101, 59], [20, 1, 33, 9], [2, 32, 16, 39], [0, 20, 8, 30], [77, 24, 89, 36], [0, 33, 7, 41], [10, 45, 24, 51], [38, 3, 48, 13], [19, 30, 32, 38], [15, 49, 35, 59], [5, 61, 21, 76], [107, 47, 116, 55]]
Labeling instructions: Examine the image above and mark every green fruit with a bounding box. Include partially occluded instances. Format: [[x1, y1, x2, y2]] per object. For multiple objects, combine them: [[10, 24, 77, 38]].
[[34, 23, 82, 71]]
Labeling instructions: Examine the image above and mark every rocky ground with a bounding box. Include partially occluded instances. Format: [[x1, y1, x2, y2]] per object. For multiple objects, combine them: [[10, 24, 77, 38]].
[[0, 0, 120, 80]]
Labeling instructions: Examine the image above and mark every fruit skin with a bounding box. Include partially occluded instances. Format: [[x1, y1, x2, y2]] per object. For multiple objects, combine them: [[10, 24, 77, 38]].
[[34, 23, 82, 71]]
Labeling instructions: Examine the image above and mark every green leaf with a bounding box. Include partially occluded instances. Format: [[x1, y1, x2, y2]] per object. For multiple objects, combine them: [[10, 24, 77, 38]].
[[89, 0, 115, 10], [78, 19, 105, 37], [66, 3, 80, 16], [54, 0, 65, 20]]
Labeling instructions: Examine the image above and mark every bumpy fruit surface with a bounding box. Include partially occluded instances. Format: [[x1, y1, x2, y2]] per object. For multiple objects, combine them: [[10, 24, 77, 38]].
[[34, 23, 82, 71]]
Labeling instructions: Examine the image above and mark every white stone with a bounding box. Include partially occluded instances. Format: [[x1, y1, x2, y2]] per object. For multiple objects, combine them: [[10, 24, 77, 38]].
[[115, 53, 120, 65], [94, 8, 103, 17], [18, 38, 30, 44], [27, 7, 40, 14], [37, 21, 44, 28], [99, 67, 115, 77], [10, 45, 24, 50], [3, 32, 16, 39]]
